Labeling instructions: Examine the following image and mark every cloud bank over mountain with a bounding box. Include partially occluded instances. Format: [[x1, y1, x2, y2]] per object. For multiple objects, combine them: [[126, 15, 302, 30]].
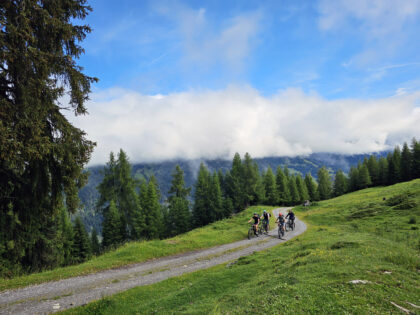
[[68, 86, 420, 165]]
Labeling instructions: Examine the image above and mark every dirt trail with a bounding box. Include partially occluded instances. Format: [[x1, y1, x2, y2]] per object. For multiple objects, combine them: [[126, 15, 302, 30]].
[[0, 207, 306, 314]]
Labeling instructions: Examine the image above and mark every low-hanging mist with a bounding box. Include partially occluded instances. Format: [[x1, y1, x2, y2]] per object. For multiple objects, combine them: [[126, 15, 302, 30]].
[[68, 86, 420, 165]]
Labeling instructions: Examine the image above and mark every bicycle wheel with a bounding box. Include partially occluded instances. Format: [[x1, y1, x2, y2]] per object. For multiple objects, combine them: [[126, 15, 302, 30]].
[[248, 227, 254, 240], [278, 227, 281, 239], [292, 222, 295, 230]]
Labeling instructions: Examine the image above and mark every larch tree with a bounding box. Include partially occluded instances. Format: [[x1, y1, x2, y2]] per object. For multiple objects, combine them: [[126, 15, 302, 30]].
[[333, 170, 348, 197], [264, 167, 277, 205], [296, 175, 309, 203], [304, 173, 318, 201], [317, 167, 332, 200], [288, 176, 300, 205]]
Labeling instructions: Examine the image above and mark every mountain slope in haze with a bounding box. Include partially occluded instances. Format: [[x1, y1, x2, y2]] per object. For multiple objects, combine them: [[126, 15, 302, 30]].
[[77, 152, 387, 233]]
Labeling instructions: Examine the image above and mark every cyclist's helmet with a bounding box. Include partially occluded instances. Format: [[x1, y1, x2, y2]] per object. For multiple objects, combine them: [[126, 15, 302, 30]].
[[263, 210, 266, 213], [254, 212, 258, 215], [279, 213, 283, 216]]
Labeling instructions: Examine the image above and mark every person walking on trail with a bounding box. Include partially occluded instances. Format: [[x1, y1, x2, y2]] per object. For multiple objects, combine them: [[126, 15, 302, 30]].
[[260, 210, 271, 231], [248, 213, 260, 236]]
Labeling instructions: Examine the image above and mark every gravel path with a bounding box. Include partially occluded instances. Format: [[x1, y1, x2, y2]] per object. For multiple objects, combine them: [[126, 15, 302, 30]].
[[0, 207, 306, 314]]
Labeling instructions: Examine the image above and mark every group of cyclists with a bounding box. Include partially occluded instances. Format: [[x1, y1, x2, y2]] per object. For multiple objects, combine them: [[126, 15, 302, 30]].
[[247, 209, 295, 237]]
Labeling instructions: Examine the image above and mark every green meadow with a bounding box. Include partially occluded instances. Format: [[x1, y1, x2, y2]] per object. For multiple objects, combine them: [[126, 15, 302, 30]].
[[64, 179, 420, 314], [0, 206, 274, 291]]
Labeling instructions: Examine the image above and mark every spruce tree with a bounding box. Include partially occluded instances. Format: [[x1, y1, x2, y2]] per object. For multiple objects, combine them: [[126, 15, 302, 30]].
[[102, 200, 122, 248], [59, 207, 75, 266], [167, 165, 191, 236], [72, 217, 91, 264], [304, 173, 318, 201], [96, 150, 144, 240], [333, 170, 348, 196], [90, 228, 101, 256], [392, 147, 402, 183], [143, 178, 164, 239], [116, 150, 144, 239], [358, 164, 372, 189], [264, 167, 277, 205], [192, 163, 212, 227], [387, 152, 399, 185], [400, 142, 412, 181], [348, 166, 359, 191], [377, 157, 388, 185], [209, 172, 224, 220], [367, 155, 380, 186], [0, 0, 96, 272], [411, 138, 420, 179], [229, 153, 246, 211], [296, 175, 309, 203], [317, 167, 332, 200]]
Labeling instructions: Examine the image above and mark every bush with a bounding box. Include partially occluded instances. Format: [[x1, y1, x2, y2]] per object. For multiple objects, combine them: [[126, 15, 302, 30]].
[[386, 192, 416, 209], [408, 217, 416, 224]]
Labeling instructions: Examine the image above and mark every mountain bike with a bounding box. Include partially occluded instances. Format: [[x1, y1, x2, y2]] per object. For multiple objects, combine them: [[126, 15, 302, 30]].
[[286, 219, 295, 231], [248, 224, 258, 239], [259, 220, 269, 235], [278, 223, 285, 239]]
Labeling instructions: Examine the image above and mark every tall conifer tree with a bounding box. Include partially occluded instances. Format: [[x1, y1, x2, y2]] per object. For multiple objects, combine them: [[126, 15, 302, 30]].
[[264, 167, 277, 205], [367, 155, 380, 186], [192, 163, 212, 227], [358, 164, 372, 189], [411, 138, 420, 179], [378, 157, 389, 185], [0, 0, 96, 272], [276, 167, 290, 205], [72, 217, 91, 263], [288, 176, 300, 205], [296, 175, 309, 203], [167, 165, 191, 236], [333, 170, 348, 196], [317, 167, 332, 200], [304, 173, 318, 201], [400, 142, 412, 181]]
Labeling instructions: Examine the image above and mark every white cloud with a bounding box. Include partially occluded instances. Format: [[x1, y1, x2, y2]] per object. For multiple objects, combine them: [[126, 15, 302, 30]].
[[67, 86, 420, 165], [318, 0, 420, 35]]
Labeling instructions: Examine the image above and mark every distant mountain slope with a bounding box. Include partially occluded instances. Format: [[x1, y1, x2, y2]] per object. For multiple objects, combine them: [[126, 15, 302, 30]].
[[77, 152, 387, 233]]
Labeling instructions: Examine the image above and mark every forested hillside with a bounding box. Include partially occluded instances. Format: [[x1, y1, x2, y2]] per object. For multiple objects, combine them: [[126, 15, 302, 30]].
[[77, 152, 387, 232]]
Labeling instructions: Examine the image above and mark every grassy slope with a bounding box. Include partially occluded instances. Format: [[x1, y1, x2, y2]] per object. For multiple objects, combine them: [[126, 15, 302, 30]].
[[0, 206, 275, 291], [64, 179, 420, 315]]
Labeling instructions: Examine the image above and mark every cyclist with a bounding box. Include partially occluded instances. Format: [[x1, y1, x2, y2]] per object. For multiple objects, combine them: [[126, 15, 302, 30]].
[[248, 213, 260, 236], [285, 209, 295, 228], [275, 212, 286, 234], [260, 210, 271, 233]]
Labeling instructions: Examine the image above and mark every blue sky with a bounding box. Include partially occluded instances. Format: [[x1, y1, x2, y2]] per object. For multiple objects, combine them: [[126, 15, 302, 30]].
[[69, 0, 420, 164], [80, 0, 420, 98]]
